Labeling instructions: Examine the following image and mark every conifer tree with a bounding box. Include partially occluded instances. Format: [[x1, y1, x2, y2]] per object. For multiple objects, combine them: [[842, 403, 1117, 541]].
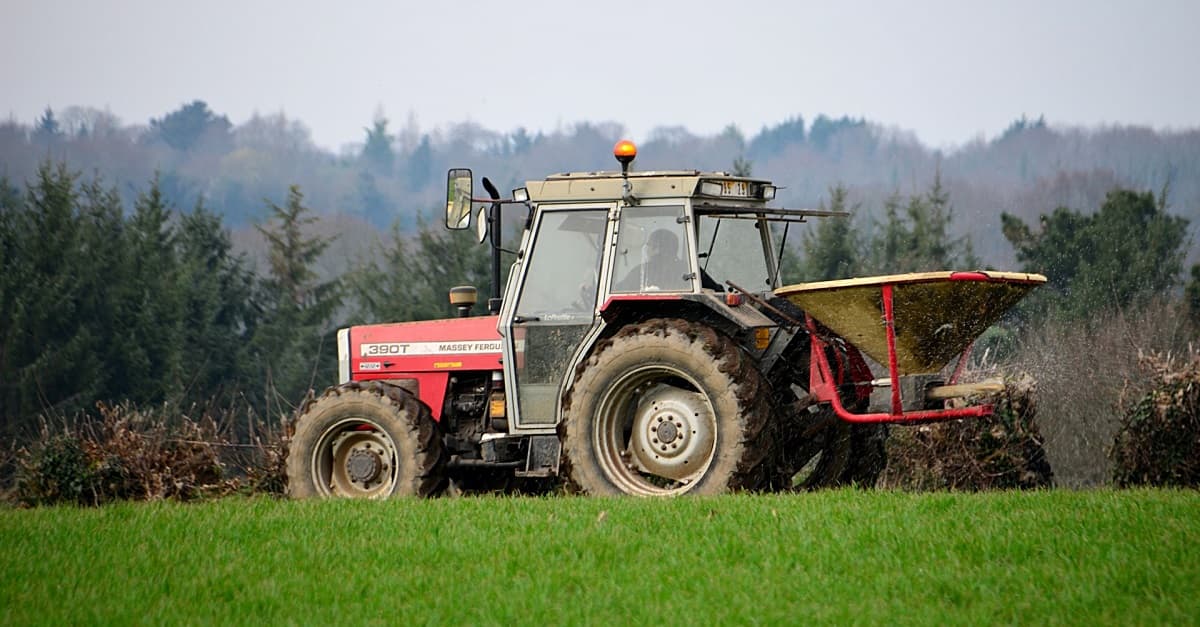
[[349, 215, 490, 325], [251, 186, 341, 415], [149, 100, 232, 152], [907, 172, 952, 268], [176, 198, 258, 406], [11, 163, 99, 421], [732, 156, 753, 177], [354, 169, 389, 226], [75, 176, 130, 403], [32, 107, 62, 144], [869, 192, 905, 272], [866, 171, 976, 274], [121, 175, 185, 404], [405, 135, 433, 190], [362, 115, 395, 173], [801, 185, 862, 281], [0, 177, 29, 434]]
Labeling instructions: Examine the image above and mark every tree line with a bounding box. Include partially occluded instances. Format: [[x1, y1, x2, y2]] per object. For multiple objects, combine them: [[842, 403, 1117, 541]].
[[0, 165, 341, 439], [3, 102, 1198, 273], [0, 159, 515, 441], [4, 157, 1197, 440]]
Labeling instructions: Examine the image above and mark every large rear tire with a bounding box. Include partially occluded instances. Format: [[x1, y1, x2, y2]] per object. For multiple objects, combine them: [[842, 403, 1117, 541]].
[[560, 318, 774, 496], [775, 408, 888, 489], [287, 381, 446, 498], [839, 423, 888, 487]]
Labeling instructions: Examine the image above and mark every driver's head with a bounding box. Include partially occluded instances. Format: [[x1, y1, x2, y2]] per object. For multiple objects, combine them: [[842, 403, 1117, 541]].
[[648, 229, 678, 259]]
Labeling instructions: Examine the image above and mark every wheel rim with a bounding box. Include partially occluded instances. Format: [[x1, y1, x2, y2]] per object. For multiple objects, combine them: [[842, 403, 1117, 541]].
[[593, 364, 717, 496], [311, 418, 398, 498]]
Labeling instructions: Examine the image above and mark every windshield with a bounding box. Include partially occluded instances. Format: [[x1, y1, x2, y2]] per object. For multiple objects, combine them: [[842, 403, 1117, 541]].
[[697, 214, 775, 293]]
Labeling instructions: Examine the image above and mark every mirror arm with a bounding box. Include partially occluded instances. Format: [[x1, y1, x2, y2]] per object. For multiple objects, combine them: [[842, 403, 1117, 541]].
[[482, 177, 503, 309], [468, 197, 526, 204]]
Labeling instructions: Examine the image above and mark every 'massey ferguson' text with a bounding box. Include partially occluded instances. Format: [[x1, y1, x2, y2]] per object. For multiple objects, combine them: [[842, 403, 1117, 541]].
[[360, 340, 502, 357]]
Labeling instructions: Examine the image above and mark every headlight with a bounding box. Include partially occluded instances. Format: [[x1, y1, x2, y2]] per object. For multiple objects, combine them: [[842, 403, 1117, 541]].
[[698, 179, 753, 198], [699, 181, 723, 197]]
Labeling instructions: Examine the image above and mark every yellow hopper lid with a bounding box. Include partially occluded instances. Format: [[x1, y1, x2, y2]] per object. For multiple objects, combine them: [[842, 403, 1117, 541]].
[[776, 271, 1046, 374]]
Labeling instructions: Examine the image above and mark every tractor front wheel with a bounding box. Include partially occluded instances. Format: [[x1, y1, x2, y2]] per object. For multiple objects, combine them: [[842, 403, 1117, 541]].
[[287, 381, 445, 498], [560, 318, 774, 496]]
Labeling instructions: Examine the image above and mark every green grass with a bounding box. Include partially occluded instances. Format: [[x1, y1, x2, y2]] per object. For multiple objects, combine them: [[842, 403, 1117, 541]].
[[1, 490, 1197, 625]]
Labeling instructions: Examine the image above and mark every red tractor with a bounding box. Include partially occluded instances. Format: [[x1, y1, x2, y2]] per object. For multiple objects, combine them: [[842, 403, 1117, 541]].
[[286, 141, 1044, 497]]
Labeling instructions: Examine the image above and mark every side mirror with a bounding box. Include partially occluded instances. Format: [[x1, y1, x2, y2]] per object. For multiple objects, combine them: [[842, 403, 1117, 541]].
[[445, 169, 473, 230]]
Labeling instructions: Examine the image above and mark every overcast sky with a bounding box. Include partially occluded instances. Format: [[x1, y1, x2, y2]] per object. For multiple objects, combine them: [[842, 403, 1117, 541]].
[[4, 0, 1198, 152]]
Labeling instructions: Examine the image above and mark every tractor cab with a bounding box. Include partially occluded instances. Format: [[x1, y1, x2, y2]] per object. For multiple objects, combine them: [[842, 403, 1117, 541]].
[[447, 141, 793, 433]]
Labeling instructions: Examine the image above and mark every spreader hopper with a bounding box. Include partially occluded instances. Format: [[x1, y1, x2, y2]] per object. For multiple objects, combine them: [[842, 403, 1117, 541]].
[[773, 271, 1046, 424], [777, 271, 1046, 374]]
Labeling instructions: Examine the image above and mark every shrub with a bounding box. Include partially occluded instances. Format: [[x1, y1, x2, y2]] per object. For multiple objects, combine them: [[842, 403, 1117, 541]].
[[1110, 351, 1200, 487], [236, 418, 289, 496], [11, 401, 287, 506], [881, 373, 1053, 490], [15, 432, 93, 506]]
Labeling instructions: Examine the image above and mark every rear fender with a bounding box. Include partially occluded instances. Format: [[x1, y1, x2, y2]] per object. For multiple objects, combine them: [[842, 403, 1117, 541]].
[[353, 372, 452, 422], [598, 293, 775, 351]]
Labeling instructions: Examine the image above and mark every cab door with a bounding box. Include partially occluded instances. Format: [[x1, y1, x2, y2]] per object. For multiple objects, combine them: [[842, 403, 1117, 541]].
[[500, 206, 611, 429]]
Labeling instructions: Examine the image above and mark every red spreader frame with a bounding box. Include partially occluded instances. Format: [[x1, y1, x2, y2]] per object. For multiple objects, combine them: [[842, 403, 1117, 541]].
[[805, 274, 996, 424]]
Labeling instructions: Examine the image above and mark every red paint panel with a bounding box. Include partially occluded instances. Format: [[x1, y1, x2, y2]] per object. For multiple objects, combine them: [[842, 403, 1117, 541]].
[[600, 294, 683, 312], [348, 316, 502, 421], [354, 315, 501, 343], [948, 271, 992, 281], [947, 271, 1043, 284], [883, 283, 902, 415], [846, 346, 873, 401]]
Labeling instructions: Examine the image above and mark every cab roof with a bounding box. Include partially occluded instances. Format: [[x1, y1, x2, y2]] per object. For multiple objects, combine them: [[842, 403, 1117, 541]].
[[524, 170, 773, 204]]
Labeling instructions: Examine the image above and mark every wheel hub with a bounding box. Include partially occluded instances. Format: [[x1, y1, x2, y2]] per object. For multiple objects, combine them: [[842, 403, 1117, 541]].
[[346, 447, 382, 483], [629, 385, 715, 481], [320, 424, 397, 498], [656, 420, 679, 444]]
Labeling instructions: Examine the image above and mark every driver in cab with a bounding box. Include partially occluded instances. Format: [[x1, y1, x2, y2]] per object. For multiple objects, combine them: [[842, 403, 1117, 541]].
[[615, 229, 690, 292]]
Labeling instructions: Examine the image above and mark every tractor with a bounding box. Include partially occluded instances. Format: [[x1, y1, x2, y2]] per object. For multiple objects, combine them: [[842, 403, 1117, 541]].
[[286, 140, 1045, 497]]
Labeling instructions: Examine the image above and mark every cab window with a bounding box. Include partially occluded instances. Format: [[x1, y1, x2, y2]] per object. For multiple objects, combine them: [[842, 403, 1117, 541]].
[[611, 206, 691, 293], [515, 209, 608, 318], [697, 214, 774, 292]]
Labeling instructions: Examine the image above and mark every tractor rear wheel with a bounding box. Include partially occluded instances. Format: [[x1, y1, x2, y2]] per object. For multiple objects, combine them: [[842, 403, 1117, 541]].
[[775, 411, 888, 489], [287, 381, 446, 498], [560, 318, 774, 496], [839, 423, 888, 487]]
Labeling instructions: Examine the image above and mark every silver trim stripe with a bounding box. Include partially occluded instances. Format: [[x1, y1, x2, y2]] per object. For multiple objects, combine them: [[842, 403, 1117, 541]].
[[337, 328, 350, 384]]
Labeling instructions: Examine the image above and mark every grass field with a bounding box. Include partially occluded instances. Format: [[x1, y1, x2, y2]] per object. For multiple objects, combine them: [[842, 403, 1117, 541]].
[[1, 490, 1197, 625]]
